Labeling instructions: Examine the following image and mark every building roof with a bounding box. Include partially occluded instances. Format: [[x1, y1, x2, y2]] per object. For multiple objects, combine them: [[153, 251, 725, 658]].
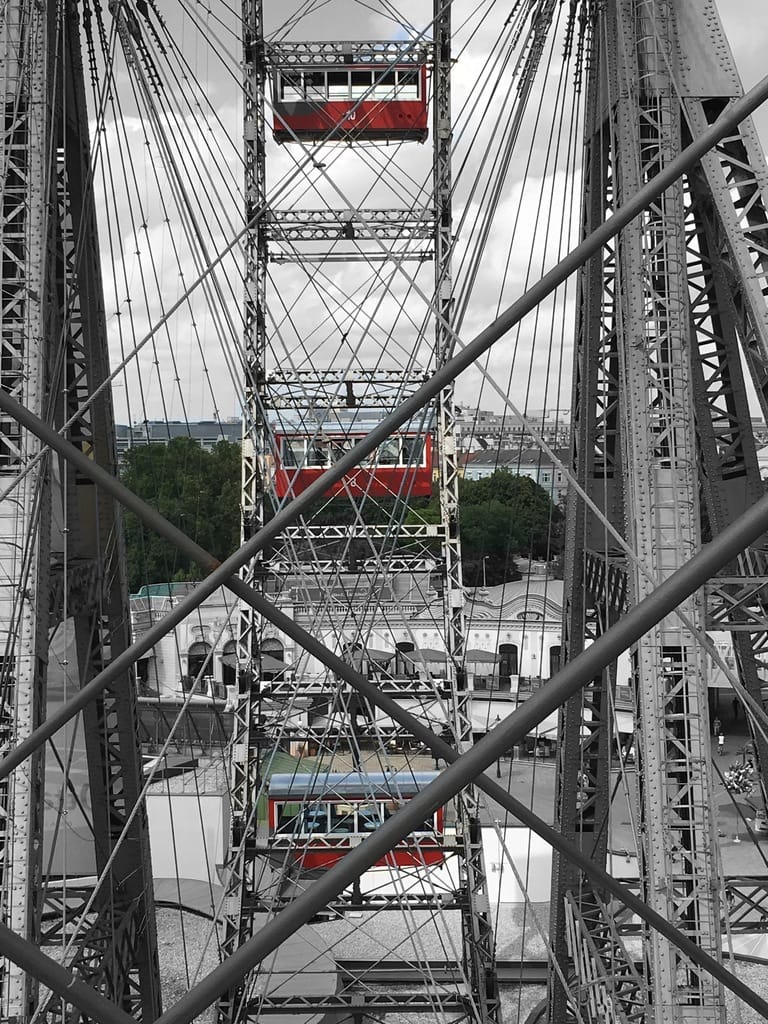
[[116, 419, 241, 444], [461, 447, 568, 469], [464, 578, 563, 621]]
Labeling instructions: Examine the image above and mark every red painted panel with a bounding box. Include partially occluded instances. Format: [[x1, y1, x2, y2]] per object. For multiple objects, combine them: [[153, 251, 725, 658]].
[[294, 843, 445, 871], [273, 434, 433, 500], [274, 98, 428, 142], [274, 463, 432, 499]]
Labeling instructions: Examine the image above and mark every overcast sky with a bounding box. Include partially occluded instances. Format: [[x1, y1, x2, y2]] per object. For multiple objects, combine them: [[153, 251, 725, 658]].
[[101, 1, 768, 425], [718, 2, 768, 140]]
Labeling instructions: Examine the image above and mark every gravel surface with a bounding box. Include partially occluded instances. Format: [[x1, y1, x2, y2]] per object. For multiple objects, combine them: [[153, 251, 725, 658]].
[[157, 908, 220, 1023]]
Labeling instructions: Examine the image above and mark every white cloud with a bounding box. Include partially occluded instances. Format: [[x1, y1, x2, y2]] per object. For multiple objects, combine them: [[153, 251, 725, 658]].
[[87, 0, 768, 429]]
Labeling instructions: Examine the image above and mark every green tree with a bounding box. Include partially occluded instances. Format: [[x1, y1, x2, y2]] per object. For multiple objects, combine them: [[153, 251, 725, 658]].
[[460, 470, 561, 556], [121, 437, 241, 592], [405, 469, 561, 585]]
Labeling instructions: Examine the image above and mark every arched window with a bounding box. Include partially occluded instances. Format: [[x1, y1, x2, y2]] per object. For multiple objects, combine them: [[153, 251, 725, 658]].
[[395, 641, 415, 678], [222, 639, 237, 688], [261, 637, 285, 681], [549, 645, 562, 677], [498, 643, 518, 682], [188, 641, 212, 684], [340, 642, 365, 673]]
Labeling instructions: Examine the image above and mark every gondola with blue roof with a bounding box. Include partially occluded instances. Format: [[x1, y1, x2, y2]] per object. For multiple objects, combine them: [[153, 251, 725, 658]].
[[266, 771, 446, 870]]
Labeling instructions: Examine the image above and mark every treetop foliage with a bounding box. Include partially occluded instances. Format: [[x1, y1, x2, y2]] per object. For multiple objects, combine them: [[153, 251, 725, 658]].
[[122, 446, 560, 592], [407, 469, 562, 586], [121, 437, 241, 592]]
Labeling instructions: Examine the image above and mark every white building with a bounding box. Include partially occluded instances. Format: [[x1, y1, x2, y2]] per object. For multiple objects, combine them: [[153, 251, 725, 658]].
[[130, 573, 639, 750], [461, 448, 569, 506]]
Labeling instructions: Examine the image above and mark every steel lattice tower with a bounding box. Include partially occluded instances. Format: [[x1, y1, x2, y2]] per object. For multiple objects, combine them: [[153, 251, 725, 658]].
[[0, 0, 161, 1019], [219, 1, 500, 1020], [6, 2, 768, 1022], [552, 1, 768, 1020]]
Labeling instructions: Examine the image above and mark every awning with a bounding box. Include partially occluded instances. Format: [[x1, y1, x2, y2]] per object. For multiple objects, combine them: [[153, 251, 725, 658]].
[[221, 651, 238, 668], [526, 711, 560, 736], [366, 648, 395, 663], [261, 654, 287, 674], [464, 649, 498, 665], [528, 712, 590, 738], [412, 648, 448, 662], [614, 710, 633, 734]]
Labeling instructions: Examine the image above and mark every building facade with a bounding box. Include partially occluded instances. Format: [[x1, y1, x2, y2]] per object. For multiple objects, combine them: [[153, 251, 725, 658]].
[[131, 574, 619, 750], [461, 448, 569, 506], [116, 419, 242, 460]]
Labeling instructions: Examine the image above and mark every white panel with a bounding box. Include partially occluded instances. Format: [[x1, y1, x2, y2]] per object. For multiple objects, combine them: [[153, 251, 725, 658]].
[[147, 793, 230, 883], [673, 0, 740, 97]]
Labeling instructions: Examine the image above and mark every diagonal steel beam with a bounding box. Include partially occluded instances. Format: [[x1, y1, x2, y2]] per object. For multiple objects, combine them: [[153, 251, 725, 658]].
[[1, 71, 768, 1024], [4, 468, 768, 1021], [5, 353, 768, 1022], [2, 70, 768, 784]]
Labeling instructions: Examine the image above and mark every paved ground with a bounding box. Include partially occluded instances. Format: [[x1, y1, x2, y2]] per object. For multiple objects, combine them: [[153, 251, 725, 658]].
[[154, 716, 768, 1020], [473, 709, 768, 877]]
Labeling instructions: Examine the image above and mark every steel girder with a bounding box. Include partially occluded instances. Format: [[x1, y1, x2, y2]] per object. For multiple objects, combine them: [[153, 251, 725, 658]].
[[267, 207, 435, 243], [549, 1, 763, 1020], [264, 40, 430, 68], [0, 2, 49, 1015], [432, 6, 499, 1017], [549, 44, 624, 1024], [0, 0, 161, 1019], [56, 13, 160, 1017], [218, 0, 266, 1019], [221, 3, 501, 1020], [265, 368, 430, 408]]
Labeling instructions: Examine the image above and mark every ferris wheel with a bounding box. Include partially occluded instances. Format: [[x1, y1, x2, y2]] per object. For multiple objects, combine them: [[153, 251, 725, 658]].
[[5, 1, 768, 1023]]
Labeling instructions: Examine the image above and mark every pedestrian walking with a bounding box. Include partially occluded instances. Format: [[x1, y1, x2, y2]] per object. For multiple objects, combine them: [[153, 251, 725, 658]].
[[718, 731, 725, 756], [713, 715, 721, 736]]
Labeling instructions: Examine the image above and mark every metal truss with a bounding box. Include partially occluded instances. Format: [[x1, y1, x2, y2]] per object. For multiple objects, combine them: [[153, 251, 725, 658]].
[[683, 101, 768, 409], [40, 889, 152, 1023], [218, 0, 266, 1018], [275, 524, 439, 542], [245, 992, 471, 1015], [549, 31, 621, 1021], [265, 369, 430, 409], [268, 558, 439, 576], [705, 578, 768, 630], [270, 249, 434, 264], [610, 876, 768, 935], [0, 3, 50, 1013], [564, 890, 646, 1023], [0, 2, 160, 1019], [432, 7, 498, 1017], [682, 90, 768, 797], [267, 207, 435, 242], [57, 19, 160, 1016], [548, 3, 768, 1021], [262, 677, 448, 699], [244, 889, 464, 914], [273, 523, 441, 563], [222, 4, 500, 1021], [264, 40, 431, 68]]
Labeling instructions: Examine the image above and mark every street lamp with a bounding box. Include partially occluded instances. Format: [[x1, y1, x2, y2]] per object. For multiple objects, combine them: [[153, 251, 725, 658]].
[[482, 555, 489, 589], [494, 715, 502, 778]]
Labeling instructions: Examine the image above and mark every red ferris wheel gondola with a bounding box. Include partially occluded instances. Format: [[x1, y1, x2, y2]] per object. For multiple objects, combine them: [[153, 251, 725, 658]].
[[272, 61, 429, 144], [272, 426, 433, 500], [267, 771, 447, 871]]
